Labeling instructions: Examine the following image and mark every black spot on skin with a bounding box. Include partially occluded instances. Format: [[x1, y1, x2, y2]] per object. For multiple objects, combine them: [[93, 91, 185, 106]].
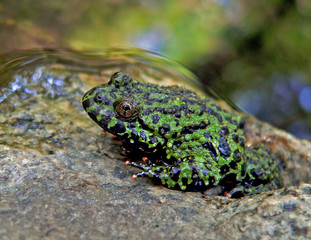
[[181, 177, 189, 186], [109, 92, 117, 99], [206, 108, 215, 116], [99, 110, 114, 124], [172, 132, 178, 139], [110, 121, 126, 134], [142, 108, 154, 116], [131, 129, 139, 141], [218, 137, 231, 158], [124, 84, 131, 92], [247, 173, 267, 187], [138, 118, 155, 135], [199, 104, 206, 116], [169, 167, 181, 182], [164, 124, 170, 130], [163, 109, 169, 114], [239, 137, 245, 147], [214, 112, 223, 123], [159, 128, 165, 135], [173, 140, 181, 148], [110, 88, 117, 93], [188, 144, 194, 150], [232, 134, 239, 143], [174, 112, 181, 118], [140, 131, 147, 141], [229, 161, 238, 170], [149, 136, 158, 144], [160, 99, 169, 106], [94, 94, 113, 106], [233, 149, 242, 162], [215, 105, 222, 111], [251, 168, 263, 179], [220, 126, 229, 137], [203, 132, 212, 139], [200, 169, 209, 177], [152, 114, 160, 124], [159, 124, 170, 135], [199, 121, 209, 129], [225, 117, 233, 124], [220, 165, 230, 174], [114, 81, 120, 88], [122, 74, 132, 85], [181, 104, 195, 116], [144, 92, 150, 98], [103, 98, 113, 106], [128, 122, 136, 128], [181, 125, 195, 134], [206, 108, 223, 123], [203, 140, 217, 157]]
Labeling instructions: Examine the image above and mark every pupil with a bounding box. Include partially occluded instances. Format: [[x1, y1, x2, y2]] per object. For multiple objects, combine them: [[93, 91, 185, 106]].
[[123, 104, 131, 111], [115, 100, 137, 119]]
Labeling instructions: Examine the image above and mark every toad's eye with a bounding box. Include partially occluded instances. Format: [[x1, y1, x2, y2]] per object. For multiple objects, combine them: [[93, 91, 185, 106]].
[[115, 100, 137, 119]]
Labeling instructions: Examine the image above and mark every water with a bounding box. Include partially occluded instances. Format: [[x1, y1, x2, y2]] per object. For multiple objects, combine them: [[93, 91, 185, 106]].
[[0, 47, 207, 152], [0, 48, 204, 97]]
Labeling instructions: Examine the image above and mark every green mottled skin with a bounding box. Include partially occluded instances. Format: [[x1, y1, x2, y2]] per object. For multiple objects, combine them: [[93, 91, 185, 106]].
[[82, 72, 281, 197]]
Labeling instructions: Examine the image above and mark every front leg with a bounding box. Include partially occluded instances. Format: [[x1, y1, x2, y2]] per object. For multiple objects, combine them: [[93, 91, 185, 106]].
[[125, 156, 218, 191], [125, 159, 185, 189]]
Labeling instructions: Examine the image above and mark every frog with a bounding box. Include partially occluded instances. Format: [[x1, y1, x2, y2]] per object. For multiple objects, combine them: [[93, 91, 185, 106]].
[[82, 72, 282, 197]]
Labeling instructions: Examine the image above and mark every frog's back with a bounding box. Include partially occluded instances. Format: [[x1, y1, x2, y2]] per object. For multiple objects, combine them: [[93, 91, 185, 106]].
[[133, 80, 281, 196]]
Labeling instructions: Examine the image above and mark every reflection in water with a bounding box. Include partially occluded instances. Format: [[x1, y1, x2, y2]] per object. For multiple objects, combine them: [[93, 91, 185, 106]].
[[0, 47, 205, 103]]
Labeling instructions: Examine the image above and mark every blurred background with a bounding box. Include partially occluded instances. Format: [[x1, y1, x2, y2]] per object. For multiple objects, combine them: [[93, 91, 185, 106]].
[[0, 0, 310, 140]]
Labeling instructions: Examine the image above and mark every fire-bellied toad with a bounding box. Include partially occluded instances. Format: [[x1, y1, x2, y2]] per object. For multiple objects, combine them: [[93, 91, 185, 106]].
[[82, 72, 281, 197]]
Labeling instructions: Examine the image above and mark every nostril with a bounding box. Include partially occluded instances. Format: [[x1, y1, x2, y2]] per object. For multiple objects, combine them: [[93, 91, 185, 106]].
[[95, 94, 104, 103]]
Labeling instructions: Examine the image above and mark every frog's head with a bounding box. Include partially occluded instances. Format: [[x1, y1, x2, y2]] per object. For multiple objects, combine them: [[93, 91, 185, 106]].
[[82, 72, 167, 151]]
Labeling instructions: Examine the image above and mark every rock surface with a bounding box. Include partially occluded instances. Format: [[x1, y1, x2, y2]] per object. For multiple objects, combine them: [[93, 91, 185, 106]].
[[0, 58, 310, 239]]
